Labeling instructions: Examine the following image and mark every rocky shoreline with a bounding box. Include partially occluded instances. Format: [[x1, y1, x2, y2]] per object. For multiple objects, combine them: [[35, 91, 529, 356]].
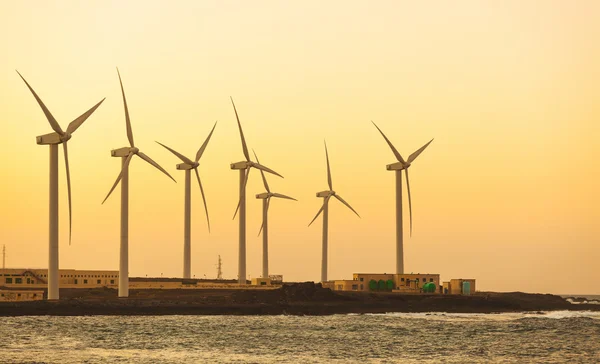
[[1, 283, 597, 316]]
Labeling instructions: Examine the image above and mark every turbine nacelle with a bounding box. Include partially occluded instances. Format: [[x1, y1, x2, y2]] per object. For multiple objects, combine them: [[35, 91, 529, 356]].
[[386, 162, 410, 171], [111, 146, 137, 157], [176, 162, 199, 170], [256, 192, 270, 199], [230, 160, 252, 170], [316, 190, 335, 198], [36, 132, 62, 145]]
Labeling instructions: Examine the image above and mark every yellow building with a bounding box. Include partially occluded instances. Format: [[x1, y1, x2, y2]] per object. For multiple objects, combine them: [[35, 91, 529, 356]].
[[0, 268, 119, 288], [251, 277, 272, 286], [445, 279, 476, 295], [327, 273, 441, 293]]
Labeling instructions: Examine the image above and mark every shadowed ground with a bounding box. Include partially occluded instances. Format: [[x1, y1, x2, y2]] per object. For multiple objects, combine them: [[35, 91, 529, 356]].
[[1, 283, 597, 316]]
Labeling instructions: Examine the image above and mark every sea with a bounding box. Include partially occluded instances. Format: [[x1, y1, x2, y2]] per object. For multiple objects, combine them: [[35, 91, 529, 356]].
[[1, 309, 599, 363]]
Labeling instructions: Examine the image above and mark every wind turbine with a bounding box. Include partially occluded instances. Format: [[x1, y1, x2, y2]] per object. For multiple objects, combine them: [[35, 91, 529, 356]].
[[309, 141, 360, 282], [156, 121, 217, 279], [17, 71, 105, 300], [253, 150, 296, 279], [371, 121, 433, 274], [102, 69, 176, 298], [229, 97, 283, 284]]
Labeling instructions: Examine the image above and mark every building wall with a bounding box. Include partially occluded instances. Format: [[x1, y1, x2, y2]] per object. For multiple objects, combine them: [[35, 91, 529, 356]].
[[449, 279, 476, 294], [344, 273, 441, 293], [352, 273, 394, 291], [251, 278, 272, 286], [0, 268, 119, 288], [394, 274, 440, 292], [332, 280, 363, 291], [0, 289, 44, 302]]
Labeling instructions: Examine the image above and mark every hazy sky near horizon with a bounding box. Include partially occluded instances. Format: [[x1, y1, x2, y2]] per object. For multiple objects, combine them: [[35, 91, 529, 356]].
[[0, 1, 598, 294]]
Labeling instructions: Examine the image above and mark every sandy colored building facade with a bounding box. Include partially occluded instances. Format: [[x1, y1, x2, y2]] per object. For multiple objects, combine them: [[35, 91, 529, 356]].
[[0, 288, 45, 302], [444, 279, 476, 295], [325, 273, 441, 293], [0, 268, 119, 288]]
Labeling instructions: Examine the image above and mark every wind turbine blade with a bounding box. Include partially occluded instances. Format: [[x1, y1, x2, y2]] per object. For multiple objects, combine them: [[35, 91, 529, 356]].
[[17, 71, 64, 135], [253, 163, 283, 178], [195, 121, 217, 162], [333, 194, 360, 218], [117, 68, 135, 147], [252, 150, 270, 193], [271, 192, 297, 201], [194, 168, 211, 233], [156, 141, 194, 165], [63, 142, 72, 245], [371, 121, 405, 164], [405, 168, 413, 237], [137, 151, 177, 183], [230, 97, 250, 161], [102, 153, 133, 204], [66, 98, 106, 134], [325, 141, 332, 190], [232, 198, 241, 220], [308, 196, 330, 227], [257, 220, 264, 237], [407, 138, 434, 164], [233, 169, 250, 220]]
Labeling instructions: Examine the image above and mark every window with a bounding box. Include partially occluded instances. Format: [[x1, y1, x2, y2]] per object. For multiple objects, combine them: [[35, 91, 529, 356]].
[[416, 278, 419, 282], [15, 278, 22, 284], [6, 278, 12, 284], [83, 279, 88, 284], [352, 284, 358, 291], [401, 278, 405, 282], [359, 277, 364, 282], [360, 284, 364, 290], [430, 278, 434, 282], [97, 280, 101, 284], [26, 278, 30, 284], [75, 279, 78, 284], [110, 280, 115, 284]]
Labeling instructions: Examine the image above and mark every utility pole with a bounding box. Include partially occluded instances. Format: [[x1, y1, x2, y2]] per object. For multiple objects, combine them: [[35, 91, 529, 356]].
[[217, 255, 223, 280]]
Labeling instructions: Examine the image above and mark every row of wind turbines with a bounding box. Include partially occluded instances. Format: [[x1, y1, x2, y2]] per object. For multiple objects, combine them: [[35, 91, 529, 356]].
[[17, 69, 433, 299]]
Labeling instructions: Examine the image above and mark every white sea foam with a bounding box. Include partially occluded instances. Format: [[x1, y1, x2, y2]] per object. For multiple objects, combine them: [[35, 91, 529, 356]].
[[369, 310, 600, 321]]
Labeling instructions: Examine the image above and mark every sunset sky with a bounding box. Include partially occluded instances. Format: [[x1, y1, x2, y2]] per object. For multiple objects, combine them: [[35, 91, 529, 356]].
[[0, 1, 598, 294]]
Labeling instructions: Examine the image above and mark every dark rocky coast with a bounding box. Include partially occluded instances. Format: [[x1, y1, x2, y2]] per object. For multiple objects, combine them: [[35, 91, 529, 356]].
[[1, 283, 597, 316]]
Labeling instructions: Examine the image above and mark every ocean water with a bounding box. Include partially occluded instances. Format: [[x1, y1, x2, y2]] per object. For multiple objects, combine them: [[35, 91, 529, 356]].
[[0, 311, 599, 363]]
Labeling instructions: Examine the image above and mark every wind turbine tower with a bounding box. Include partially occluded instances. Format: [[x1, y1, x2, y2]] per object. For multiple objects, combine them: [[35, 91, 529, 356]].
[[156, 122, 217, 278], [230, 98, 283, 284], [309, 141, 360, 282], [371, 121, 433, 274], [18, 71, 105, 300], [103, 69, 176, 297], [254, 151, 297, 278]]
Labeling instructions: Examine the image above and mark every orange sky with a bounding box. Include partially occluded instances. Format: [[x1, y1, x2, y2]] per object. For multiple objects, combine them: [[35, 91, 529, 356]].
[[0, 1, 598, 294]]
